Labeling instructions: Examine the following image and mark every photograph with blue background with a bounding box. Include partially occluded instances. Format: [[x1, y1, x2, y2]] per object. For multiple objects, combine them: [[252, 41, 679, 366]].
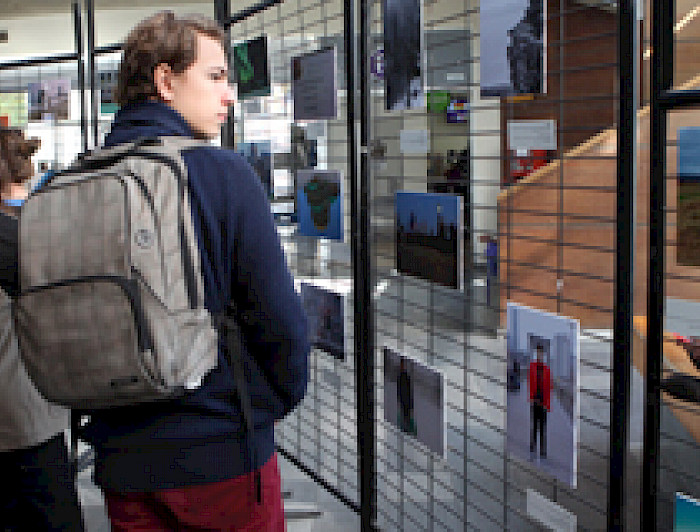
[[675, 492, 700, 532], [296, 169, 343, 240], [395, 191, 462, 289], [677, 127, 700, 266]]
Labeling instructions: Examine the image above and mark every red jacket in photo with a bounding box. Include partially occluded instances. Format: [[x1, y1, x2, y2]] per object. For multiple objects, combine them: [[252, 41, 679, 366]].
[[528, 361, 551, 410]]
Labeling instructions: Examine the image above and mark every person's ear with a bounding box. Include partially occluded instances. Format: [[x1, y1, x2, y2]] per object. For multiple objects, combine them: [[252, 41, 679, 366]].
[[153, 63, 175, 103]]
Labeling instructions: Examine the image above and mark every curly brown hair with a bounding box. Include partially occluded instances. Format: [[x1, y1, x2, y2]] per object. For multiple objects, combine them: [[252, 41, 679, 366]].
[[118, 11, 228, 107], [0, 128, 40, 190]]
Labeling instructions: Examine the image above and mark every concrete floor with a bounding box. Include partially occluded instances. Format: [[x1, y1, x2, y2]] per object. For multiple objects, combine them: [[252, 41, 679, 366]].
[[73, 273, 698, 531]]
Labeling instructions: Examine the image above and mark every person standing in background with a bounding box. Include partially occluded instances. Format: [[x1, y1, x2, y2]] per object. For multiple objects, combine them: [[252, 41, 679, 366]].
[[0, 127, 85, 531]]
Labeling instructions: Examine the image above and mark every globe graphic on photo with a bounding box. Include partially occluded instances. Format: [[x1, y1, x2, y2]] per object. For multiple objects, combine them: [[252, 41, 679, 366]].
[[303, 176, 340, 231]]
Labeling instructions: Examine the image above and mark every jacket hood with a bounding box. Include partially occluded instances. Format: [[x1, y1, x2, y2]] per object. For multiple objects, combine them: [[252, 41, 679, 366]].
[[104, 100, 197, 147]]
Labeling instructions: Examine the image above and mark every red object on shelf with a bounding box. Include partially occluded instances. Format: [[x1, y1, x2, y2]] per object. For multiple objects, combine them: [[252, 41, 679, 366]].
[[0, 115, 8, 127], [509, 149, 548, 182]]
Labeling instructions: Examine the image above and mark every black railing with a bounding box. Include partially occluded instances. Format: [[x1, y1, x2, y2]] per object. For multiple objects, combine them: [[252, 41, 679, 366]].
[[608, 1, 637, 530], [644, 0, 675, 530]]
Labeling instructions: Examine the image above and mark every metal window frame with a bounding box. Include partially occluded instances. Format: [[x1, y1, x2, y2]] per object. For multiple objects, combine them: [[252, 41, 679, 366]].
[[641, 0, 700, 530], [0, 2, 87, 154], [609, 0, 637, 530]]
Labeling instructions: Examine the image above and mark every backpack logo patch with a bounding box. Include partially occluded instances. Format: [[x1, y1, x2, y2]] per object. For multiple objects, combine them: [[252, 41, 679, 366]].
[[134, 229, 155, 249]]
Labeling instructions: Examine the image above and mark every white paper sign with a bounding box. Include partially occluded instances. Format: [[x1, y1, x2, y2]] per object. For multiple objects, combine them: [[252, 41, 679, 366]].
[[400, 129, 429, 154], [526, 489, 576, 532], [446, 72, 465, 81], [508, 119, 557, 151]]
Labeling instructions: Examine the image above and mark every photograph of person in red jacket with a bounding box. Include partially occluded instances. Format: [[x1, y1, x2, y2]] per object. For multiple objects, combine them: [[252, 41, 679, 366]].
[[528, 343, 551, 457], [506, 302, 579, 487]]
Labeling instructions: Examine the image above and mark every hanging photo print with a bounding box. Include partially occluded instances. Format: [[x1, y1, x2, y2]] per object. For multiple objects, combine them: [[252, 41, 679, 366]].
[[480, 0, 545, 97], [506, 302, 580, 487], [677, 127, 700, 267], [292, 47, 338, 121], [395, 191, 463, 289], [233, 36, 271, 100], [383, 347, 445, 457], [28, 79, 71, 121], [676, 492, 700, 532], [100, 70, 119, 115], [300, 282, 346, 360], [383, 0, 424, 110], [297, 169, 343, 241]]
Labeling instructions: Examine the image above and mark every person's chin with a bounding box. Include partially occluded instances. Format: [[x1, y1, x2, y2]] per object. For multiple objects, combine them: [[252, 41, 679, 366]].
[[192, 127, 217, 141]]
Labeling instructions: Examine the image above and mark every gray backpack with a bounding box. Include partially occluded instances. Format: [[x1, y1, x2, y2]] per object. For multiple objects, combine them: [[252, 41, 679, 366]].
[[0, 286, 68, 450], [13, 137, 221, 410]]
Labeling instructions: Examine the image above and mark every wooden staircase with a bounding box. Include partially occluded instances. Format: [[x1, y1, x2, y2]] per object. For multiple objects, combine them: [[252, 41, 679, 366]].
[[498, 74, 700, 329]]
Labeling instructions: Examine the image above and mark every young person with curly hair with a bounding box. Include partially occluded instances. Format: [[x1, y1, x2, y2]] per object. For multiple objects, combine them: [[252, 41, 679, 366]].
[[0, 127, 85, 531]]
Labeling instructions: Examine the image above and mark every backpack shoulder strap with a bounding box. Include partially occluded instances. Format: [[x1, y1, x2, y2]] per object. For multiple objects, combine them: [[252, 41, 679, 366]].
[[137, 136, 212, 160], [157, 136, 212, 151], [213, 310, 262, 502]]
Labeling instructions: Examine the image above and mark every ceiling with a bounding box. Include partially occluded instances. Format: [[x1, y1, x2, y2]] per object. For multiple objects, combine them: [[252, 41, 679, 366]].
[[0, 0, 627, 18], [1, 0, 698, 25], [1, 0, 210, 18]]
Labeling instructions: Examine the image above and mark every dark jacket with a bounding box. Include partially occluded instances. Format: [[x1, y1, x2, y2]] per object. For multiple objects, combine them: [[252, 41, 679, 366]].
[[81, 101, 309, 492]]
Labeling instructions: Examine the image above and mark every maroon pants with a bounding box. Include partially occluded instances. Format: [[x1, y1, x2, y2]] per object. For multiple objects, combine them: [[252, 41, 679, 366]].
[[104, 454, 285, 531]]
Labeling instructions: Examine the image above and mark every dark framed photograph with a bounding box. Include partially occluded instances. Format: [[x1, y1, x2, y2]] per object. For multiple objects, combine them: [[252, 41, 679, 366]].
[[292, 47, 338, 121], [383, 347, 445, 457], [395, 191, 463, 289], [297, 169, 343, 241], [301, 282, 346, 360], [233, 36, 271, 100], [480, 0, 545, 97], [383, 0, 424, 110]]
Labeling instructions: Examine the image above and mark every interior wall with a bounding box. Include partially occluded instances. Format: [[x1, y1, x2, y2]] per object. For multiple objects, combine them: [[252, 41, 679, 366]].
[[470, 0, 501, 260], [0, 2, 213, 60], [500, 0, 617, 185]]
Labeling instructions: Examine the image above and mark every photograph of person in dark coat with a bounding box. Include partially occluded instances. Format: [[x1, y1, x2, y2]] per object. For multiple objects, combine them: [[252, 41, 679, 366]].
[[383, 0, 423, 110], [397, 358, 416, 435], [383, 347, 445, 456], [528, 343, 551, 457]]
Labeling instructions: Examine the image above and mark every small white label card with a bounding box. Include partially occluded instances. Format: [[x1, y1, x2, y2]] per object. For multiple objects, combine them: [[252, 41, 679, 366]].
[[526, 489, 576, 532], [400, 129, 429, 154], [508, 119, 557, 151]]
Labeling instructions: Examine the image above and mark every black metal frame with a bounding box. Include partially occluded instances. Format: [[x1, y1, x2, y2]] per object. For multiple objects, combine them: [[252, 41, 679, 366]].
[[0, 9, 86, 154], [0, 52, 79, 70], [85, 0, 97, 148], [609, 0, 637, 530], [357, 0, 376, 528], [222, 0, 376, 528], [223, 0, 284, 27], [643, 1, 678, 530], [73, 1, 87, 153]]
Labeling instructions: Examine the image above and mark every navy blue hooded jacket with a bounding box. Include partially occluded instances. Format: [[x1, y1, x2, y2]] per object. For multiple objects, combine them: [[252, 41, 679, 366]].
[[81, 101, 309, 492]]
